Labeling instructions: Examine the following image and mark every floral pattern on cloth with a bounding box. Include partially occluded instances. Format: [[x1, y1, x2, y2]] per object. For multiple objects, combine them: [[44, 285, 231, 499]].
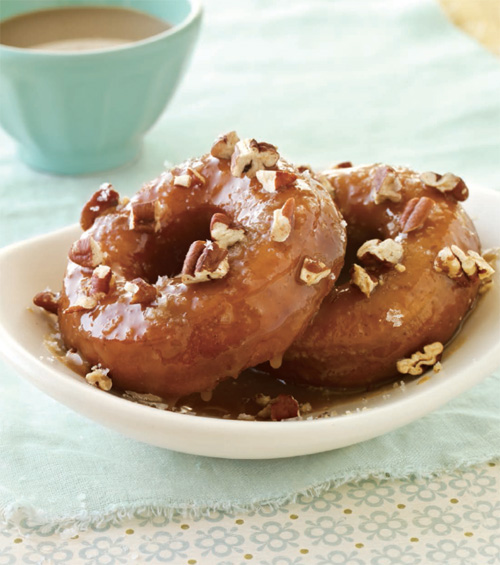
[[1, 462, 498, 565]]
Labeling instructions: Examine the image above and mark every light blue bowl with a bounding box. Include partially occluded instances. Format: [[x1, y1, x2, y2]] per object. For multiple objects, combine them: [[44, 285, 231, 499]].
[[0, 0, 202, 174]]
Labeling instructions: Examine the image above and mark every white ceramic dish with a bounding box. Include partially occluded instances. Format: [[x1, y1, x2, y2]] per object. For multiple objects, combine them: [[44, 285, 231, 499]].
[[0, 186, 499, 459]]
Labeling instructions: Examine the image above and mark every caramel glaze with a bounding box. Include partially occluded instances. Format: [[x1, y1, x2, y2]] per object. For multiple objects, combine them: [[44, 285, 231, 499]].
[[58, 155, 346, 397], [272, 165, 481, 391]]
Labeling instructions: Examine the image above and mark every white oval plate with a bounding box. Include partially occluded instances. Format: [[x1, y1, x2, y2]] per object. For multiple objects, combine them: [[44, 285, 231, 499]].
[[0, 186, 499, 459]]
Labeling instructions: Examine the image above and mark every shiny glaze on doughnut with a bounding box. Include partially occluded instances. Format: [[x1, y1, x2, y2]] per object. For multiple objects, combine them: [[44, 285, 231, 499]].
[[58, 155, 346, 397], [276, 165, 481, 391]]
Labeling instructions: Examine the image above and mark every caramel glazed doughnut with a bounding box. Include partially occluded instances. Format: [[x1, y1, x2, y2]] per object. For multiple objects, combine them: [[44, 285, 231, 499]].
[[51, 134, 346, 398], [275, 163, 495, 392]]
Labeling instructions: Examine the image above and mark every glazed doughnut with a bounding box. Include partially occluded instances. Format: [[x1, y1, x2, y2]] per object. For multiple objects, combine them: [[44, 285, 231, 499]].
[[275, 164, 494, 391], [56, 134, 346, 397]]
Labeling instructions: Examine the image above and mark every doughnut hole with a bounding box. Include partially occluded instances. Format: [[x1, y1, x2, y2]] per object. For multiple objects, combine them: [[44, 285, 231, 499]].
[[144, 205, 223, 282]]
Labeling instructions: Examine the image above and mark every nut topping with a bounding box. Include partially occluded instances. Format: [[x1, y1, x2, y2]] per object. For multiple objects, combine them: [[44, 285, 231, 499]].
[[125, 278, 158, 305], [182, 241, 229, 284], [187, 167, 206, 187], [397, 342, 444, 376], [210, 131, 240, 160], [372, 166, 402, 204], [173, 174, 192, 188], [332, 161, 353, 169], [69, 237, 105, 268], [350, 264, 378, 297], [210, 213, 245, 248], [64, 295, 98, 314], [400, 196, 435, 233], [85, 365, 112, 391], [129, 200, 161, 233], [420, 171, 469, 201], [270, 395, 300, 421], [256, 170, 298, 193], [33, 290, 60, 314], [357, 238, 404, 267], [434, 245, 495, 283], [271, 197, 295, 242], [230, 138, 279, 178], [90, 265, 112, 296], [80, 183, 120, 231], [300, 257, 331, 286]]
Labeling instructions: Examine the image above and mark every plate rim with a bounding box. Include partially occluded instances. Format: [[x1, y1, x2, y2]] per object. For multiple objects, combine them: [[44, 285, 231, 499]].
[[0, 184, 499, 458]]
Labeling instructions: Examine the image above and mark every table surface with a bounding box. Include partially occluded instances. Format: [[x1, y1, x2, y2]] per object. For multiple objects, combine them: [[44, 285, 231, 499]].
[[2, 462, 499, 564], [1, 0, 500, 563]]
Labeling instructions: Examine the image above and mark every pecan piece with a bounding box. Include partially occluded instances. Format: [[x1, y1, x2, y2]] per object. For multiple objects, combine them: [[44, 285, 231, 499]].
[[332, 161, 353, 169], [256, 170, 297, 193], [420, 171, 468, 201], [33, 290, 59, 314], [397, 342, 444, 376], [300, 257, 331, 286], [210, 131, 240, 160], [210, 213, 245, 248], [124, 278, 158, 305], [350, 264, 378, 297], [173, 174, 192, 188], [271, 198, 295, 242], [372, 166, 402, 204], [85, 365, 112, 391], [400, 196, 435, 233], [173, 168, 205, 188], [129, 200, 161, 233], [64, 295, 98, 314], [182, 241, 229, 284], [69, 237, 105, 268], [80, 183, 120, 231], [90, 265, 112, 296], [270, 395, 300, 421], [230, 138, 279, 178], [357, 238, 404, 267], [434, 245, 495, 283]]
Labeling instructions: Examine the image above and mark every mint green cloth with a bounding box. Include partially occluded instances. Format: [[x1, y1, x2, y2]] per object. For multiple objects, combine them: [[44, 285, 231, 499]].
[[1, 0, 499, 529]]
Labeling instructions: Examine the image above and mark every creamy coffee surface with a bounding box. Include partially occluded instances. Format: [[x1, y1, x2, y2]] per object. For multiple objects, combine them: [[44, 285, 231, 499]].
[[0, 6, 171, 51]]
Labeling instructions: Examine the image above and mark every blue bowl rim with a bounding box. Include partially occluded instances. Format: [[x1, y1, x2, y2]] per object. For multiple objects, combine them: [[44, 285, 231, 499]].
[[0, 0, 202, 57]]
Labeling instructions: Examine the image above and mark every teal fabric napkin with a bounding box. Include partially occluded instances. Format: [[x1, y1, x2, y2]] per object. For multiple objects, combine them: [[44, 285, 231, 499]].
[[1, 0, 499, 530]]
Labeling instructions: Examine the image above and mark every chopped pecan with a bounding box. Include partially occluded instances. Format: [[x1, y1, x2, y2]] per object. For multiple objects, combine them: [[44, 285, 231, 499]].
[[420, 171, 468, 201], [69, 237, 105, 268], [64, 295, 98, 314], [230, 138, 279, 178], [173, 168, 205, 188], [182, 241, 229, 284], [124, 278, 158, 305], [397, 342, 444, 376], [332, 161, 353, 169], [90, 265, 112, 296], [400, 196, 435, 233], [372, 166, 402, 204], [270, 395, 300, 421], [187, 167, 206, 187], [210, 131, 240, 160], [256, 170, 297, 193], [350, 264, 378, 297], [271, 198, 295, 242], [80, 183, 120, 231], [300, 257, 331, 286], [210, 213, 245, 248], [434, 245, 495, 283], [129, 200, 161, 233], [33, 290, 59, 314], [173, 174, 192, 188], [85, 365, 112, 391], [357, 238, 404, 267]]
